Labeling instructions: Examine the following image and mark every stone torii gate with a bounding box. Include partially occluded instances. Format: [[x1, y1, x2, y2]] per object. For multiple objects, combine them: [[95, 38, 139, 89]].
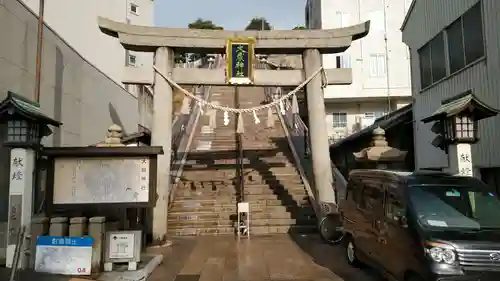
[[98, 17, 370, 242]]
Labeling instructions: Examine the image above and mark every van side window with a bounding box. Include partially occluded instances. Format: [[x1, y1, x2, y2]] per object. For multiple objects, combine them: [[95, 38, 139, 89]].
[[385, 192, 405, 221], [359, 181, 383, 210]]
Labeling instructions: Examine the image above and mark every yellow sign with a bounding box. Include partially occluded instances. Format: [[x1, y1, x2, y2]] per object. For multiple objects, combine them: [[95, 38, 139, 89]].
[[226, 37, 256, 85]]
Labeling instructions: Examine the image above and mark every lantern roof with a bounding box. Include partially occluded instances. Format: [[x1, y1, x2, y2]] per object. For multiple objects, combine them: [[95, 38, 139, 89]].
[[0, 91, 61, 126], [422, 90, 500, 124]]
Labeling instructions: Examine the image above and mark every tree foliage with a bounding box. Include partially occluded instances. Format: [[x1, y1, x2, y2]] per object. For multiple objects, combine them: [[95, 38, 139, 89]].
[[175, 18, 223, 63], [293, 26, 306, 30], [245, 17, 272, 30], [188, 18, 223, 30]]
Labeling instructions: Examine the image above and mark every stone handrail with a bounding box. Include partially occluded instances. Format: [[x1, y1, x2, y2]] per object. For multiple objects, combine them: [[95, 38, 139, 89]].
[[278, 102, 347, 201], [168, 56, 218, 205], [258, 62, 348, 206]]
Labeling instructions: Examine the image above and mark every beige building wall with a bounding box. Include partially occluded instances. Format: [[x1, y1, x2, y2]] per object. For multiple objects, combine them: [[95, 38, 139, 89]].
[[20, 0, 154, 95], [306, 0, 413, 140]]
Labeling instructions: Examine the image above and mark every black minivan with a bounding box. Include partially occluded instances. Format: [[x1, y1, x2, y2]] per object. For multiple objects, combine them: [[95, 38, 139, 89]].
[[340, 169, 500, 281]]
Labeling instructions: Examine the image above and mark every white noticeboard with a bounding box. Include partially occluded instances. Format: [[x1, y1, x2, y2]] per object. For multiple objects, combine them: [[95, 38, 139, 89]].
[[35, 236, 93, 275], [109, 233, 135, 259], [52, 157, 150, 204]]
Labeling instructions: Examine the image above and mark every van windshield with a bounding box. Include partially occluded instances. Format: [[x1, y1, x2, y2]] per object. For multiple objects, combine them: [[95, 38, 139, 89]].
[[408, 184, 500, 230]]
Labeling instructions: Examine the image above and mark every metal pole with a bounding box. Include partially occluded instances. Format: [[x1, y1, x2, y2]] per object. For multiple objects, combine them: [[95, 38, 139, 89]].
[[234, 87, 244, 202], [34, 0, 45, 103], [382, 0, 391, 114]]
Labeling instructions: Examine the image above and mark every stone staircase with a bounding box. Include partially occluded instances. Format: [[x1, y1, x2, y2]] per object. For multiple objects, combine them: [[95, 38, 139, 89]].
[[167, 86, 317, 236]]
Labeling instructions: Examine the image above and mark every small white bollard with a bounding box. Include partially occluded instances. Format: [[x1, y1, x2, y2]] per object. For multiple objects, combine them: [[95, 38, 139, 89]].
[[237, 202, 250, 237]]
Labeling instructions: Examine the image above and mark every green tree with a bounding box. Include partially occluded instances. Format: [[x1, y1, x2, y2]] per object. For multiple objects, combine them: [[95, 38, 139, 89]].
[[175, 19, 223, 63], [293, 26, 306, 30], [188, 18, 223, 30], [245, 17, 272, 30]]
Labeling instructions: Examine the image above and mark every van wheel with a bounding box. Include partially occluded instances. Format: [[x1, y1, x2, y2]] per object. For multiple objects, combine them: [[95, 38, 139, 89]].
[[345, 237, 361, 267], [319, 215, 344, 244]]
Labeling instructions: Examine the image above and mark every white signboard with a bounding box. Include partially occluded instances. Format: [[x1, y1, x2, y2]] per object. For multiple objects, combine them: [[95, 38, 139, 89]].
[[6, 148, 35, 268], [35, 236, 93, 275], [53, 157, 150, 204], [456, 143, 473, 177], [108, 233, 135, 259]]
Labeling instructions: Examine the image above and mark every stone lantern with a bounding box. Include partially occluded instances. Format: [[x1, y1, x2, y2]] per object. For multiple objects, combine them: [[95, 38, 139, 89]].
[[421, 90, 500, 177], [0, 91, 61, 269], [353, 126, 407, 169]]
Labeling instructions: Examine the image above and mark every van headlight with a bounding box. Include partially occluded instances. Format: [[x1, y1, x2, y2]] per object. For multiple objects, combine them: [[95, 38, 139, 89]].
[[425, 242, 457, 265]]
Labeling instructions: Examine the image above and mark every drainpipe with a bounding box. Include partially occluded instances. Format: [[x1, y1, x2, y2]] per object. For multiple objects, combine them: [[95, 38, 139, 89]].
[[34, 0, 45, 103], [383, 0, 392, 114]]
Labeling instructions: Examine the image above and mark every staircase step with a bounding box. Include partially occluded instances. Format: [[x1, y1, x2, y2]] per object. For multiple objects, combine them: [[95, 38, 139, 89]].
[[167, 218, 316, 228], [180, 169, 300, 178], [186, 153, 290, 161], [176, 179, 303, 187], [171, 197, 311, 209], [175, 184, 307, 196], [167, 224, 317, 236], [174, 193, 309, 202], [167, 210, 315, 221], [169, 204, 312, 214]]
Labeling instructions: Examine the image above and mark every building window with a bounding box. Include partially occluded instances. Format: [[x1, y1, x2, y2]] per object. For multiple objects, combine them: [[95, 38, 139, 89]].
[[369, 54, 386, 77], [419, 44, 432, 88], [446, 3, 484, 74], [419, 3, 484, 89], [336, 55, 351, 68], [128, 54, 137, 66], [430, 33, 446, 81], [418, 33, 445, 88], [463, 3, 484, 64], [332, 113, 347, 128], [446, 19, 465, 73], [129, 3, 139, 15]]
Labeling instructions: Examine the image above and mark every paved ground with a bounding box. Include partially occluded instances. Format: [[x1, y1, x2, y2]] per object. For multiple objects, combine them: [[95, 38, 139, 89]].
[[147, 234, 382, 281]]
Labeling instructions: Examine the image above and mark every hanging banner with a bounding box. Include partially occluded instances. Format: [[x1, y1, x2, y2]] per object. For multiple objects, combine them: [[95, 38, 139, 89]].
[[226, 37, 255, 85]]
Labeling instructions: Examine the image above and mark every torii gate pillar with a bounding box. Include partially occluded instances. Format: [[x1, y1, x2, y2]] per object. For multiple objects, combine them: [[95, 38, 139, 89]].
[[303, 49, 336, 213], [151, 47, 174, 243]]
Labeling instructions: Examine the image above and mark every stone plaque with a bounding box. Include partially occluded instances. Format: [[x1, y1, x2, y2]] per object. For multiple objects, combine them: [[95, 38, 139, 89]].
[[53, 157, 150, 204]]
